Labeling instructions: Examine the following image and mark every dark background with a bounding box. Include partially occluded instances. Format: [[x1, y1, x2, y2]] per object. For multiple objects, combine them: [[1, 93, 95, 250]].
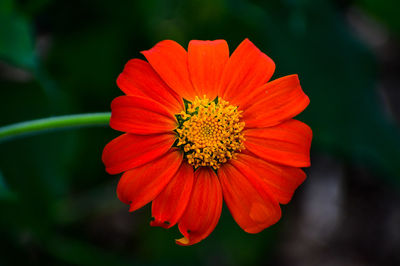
[[1, 0, 400, 265]]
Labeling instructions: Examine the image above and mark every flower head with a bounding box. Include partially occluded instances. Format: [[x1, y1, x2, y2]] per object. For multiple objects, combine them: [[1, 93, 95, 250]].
[[102, 39, 312, 246]]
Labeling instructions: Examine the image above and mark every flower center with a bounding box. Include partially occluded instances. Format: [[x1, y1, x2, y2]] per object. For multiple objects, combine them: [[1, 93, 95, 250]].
[[175, 96, 245, 170]]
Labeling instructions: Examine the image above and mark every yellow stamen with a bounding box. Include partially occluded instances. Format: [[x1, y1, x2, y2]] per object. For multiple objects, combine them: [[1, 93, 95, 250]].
[[175, 96, 245, 169]]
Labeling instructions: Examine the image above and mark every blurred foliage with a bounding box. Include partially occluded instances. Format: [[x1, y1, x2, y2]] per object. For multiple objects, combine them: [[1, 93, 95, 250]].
[[357, 0, 400, 35], [0, 0, 399, 265], [0, 0, 37, 69], [0, 171, 16, 201]]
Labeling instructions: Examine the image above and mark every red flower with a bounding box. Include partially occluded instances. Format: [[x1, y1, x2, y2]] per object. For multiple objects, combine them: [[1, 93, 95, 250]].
[[102, 39, 312, 246]]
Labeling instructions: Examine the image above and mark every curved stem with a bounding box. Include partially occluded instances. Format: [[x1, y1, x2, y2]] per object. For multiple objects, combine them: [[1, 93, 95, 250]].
[[0, 112, 111, 143]]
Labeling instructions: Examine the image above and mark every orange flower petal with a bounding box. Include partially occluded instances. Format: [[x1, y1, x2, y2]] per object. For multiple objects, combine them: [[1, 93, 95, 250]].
[[219, 163, 281, 234], [117, 149, 183, 211], [151, 162, 194, 229], [218, 38, 275, 105], [242, 74, 310, 128], [188, 40, 229, 99], [176, 167, 222, 246], [244, 119, 312, 168], [233, 153, 306, 204], [102, 133, 176, 175], [142, 40, 197, 101], [116, 59, 182, 113], [110, 95, 176, 134]]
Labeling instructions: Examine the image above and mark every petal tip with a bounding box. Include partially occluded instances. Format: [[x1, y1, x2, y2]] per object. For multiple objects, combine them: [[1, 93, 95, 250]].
[[175, 236, 190, 246]]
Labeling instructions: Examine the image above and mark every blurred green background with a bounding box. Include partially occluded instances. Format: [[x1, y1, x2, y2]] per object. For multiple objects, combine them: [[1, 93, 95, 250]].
[[1, 0, 400, 265]]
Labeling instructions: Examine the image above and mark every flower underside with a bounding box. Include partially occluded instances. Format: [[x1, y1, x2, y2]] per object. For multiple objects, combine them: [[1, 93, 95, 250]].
[[175, 96, 245, 170]]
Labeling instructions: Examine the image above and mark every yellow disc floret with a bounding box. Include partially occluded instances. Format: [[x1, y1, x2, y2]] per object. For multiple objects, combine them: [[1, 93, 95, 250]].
[[175, 96, 245, 170]]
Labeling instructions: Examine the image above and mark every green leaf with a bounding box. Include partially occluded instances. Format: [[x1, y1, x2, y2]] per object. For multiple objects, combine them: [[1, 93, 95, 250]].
[[0, 171, 16, 201], [0, 2, 37, 69]]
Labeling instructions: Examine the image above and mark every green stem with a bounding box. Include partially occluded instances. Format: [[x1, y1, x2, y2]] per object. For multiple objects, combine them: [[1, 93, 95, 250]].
[[0, 112, 111, 143]]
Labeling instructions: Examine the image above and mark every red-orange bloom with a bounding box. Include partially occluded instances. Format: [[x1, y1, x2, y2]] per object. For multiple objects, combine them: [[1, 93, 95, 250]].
[[102, 39, 312, 246]]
